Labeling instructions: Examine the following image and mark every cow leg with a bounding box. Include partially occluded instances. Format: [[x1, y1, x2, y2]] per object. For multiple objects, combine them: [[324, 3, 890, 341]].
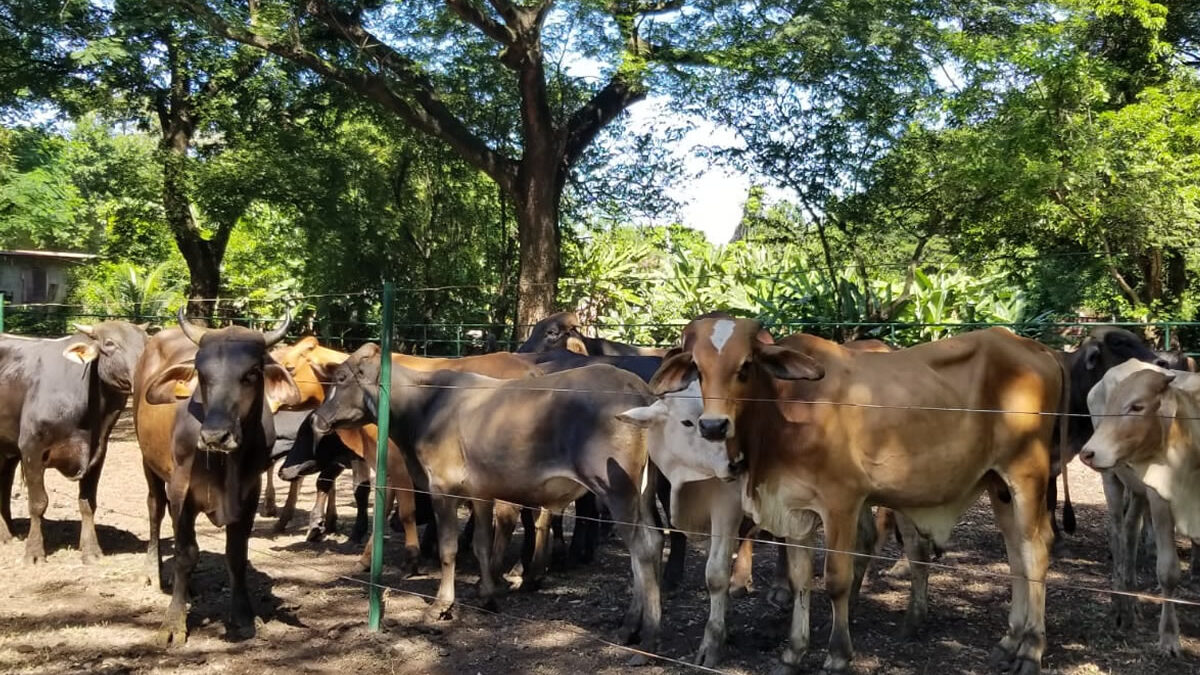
[[143, 463, 168, 590], [77, 445, 107, 563], [524, 507, 553, 590], [1104, 473, 1143, 630], [695, 492, 741, 667], [225, 488, 260, 641], [777, 531, 816, 674], [491, 503, 520, 582], [0, 455, 18, 544], [323, 476, 338, 534], [1147, 492, 1181, 656], [273, 476, 302, 534], [657, 476, 687, 591], [766, 537, 793, 608], [987, 480, 1049, 675], [814, 504, 861, 675], [306, 479, 331, 542], [896, 514, 931, 638], [358, 485, 397, 571], [849, 507, 878, 605], [427, 496, 461, 621], [1190, 540, 1200, 583], [19, 453, 48, 564], [605, 473, 663, 660], [517, 506, 536, 576], [729, 520, 755, 597], [569, 493, 599, 564], [158, 502, 197, 645], [351, 460, 372, 544], [260, 462, 278, 518]]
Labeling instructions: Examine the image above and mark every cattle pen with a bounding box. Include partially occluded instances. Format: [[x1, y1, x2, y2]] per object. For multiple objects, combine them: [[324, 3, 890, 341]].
[[2, 290, 1199, 675]]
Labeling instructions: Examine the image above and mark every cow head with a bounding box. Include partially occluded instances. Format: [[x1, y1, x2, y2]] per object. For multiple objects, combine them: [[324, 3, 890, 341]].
[[517, 311, 587, 354], [1076, 327, 1169, 376], [1080, 359, 1176, 470], [618, 380, 738, 483], [145, 309, 300, 453], [311, 342, 381, 435], [651, 317, 823, 450], [62, 320, 150, 394], [269, 336, 349, 411]]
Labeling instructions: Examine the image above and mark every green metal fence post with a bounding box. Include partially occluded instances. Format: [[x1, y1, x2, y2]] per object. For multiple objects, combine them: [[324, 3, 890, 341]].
[[1164, 322, 1172, 350], [0, 294, 5, 333], [368, 283, 394, 632]]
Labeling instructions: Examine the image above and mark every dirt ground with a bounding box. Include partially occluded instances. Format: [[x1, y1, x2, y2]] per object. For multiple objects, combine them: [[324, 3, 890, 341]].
[[1, 412, 1198, 675]]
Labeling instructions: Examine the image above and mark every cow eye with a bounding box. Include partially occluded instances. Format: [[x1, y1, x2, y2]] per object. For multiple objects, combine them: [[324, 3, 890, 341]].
[[104, 339, 116, 350], [681, 420, 695, 428], [737, 361, 750, 381], [1128, 402, 1145, 413]]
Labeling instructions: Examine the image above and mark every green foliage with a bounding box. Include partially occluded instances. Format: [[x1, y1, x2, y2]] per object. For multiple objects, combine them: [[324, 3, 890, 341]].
[[73, 261, 186, 321]]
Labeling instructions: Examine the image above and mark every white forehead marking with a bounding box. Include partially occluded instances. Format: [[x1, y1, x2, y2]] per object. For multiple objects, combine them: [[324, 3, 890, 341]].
[[710, 320, 735, 354]]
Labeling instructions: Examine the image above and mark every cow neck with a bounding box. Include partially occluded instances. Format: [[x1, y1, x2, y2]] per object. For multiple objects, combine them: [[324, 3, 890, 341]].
[[1135, 383, 1200, 537], [1065, 350, 1099, 448], [385, 364, 460, 445]]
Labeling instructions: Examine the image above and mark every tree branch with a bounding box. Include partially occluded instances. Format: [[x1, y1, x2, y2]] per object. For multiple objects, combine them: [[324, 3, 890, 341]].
[[563, 71, 646, 167], [174, 0, 517, 191], [445, 0, 513, 45]]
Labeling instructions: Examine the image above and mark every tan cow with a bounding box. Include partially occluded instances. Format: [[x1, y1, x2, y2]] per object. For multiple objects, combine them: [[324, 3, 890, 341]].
[[1081, 359, 1200, 656], [652, 319, 1066, 674]]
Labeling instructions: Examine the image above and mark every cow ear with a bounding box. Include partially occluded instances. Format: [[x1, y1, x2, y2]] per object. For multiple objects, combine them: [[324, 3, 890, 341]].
[[566, 335, 588, 354], [650, 351, 695, 395], [755, 326, 775, 345], [616, 401, 667, 428], [62, 341, 99, 364], [264, 363, 302, 409], [145, 364, 197, 405], [757, 345, 824, 380]]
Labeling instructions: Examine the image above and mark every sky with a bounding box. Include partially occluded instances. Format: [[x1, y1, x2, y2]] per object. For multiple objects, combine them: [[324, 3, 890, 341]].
[[622, 97, 754, 245]]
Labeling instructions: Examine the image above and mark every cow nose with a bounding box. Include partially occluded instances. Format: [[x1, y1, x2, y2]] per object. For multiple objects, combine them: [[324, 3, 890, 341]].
[[698, 417, 729, 441], [727, 456, 747, 477], [1155, 358, 1171, 369], [199, 428, 237, 453], [1079, 449, 1095, 467]]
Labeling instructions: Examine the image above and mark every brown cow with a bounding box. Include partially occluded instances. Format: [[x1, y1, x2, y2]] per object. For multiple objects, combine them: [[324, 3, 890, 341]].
[[135, 311, 300, 644], [652, 319, 1065, 674]]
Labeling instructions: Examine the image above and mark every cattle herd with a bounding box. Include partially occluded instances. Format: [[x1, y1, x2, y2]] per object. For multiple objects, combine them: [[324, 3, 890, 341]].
[[2, 307, 1199, 674]]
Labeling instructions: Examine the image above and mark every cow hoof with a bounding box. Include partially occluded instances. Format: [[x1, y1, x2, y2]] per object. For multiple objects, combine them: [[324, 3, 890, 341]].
[[729, 579, 752, 599], [259, 503, 277, 518], [23, 550, 46, 565], [81, 546, 104, 564], [1000, 656, 1040, 675], [156, 616, 188, 646], [899, 613, 926, 640], [626, 652, 651, 667], [350, 526, 368, 545], [424, 602, 453, 622], [765, 585, 792, 609], [1112, 602, 1138, 630], [225, 616, 261, 642], [820, 653, 850, 674], [1158, 635, 1181, 657], [694, 641, 722, 667], [884, 558, 911, 579]]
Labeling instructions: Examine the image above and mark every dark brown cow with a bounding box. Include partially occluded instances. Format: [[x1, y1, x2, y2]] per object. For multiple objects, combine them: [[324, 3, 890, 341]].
[[653, 319, 1065, 674], [0, 321, 148, 563], [518, 311, 667, 356], [313, 349, 664, 655], [135, 310, 300, 644]]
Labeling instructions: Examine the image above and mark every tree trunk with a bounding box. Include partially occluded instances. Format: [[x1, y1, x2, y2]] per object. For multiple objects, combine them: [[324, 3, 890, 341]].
[[161, 124, 225, 320], [512, 171, 561, 341]]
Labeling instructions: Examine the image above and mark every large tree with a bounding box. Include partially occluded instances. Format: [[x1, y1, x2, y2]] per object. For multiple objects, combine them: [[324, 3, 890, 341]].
[[165, 0, 735, 332]]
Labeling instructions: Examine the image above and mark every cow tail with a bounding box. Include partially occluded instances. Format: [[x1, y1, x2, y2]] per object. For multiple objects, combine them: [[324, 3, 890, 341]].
[[1057, 352, 1076, 535]]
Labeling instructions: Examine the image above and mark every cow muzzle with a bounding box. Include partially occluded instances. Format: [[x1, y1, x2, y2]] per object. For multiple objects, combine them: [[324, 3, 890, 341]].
[[726, 451, 747, 478], [698, 415, 732, 441], [198, 427, 240, 454], [1078, 442, 1113, 471]]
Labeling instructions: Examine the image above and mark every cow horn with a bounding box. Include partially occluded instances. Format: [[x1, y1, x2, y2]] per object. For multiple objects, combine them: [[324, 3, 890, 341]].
[[73, 323, 95, 336], [177, 307, 207, 345], [263, 310, 291, 348]]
